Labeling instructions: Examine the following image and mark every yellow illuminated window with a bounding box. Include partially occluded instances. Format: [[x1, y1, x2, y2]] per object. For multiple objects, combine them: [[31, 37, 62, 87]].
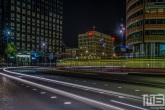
[[28, 5, 31, 9], [37, 14, 39, 18], [28, 11, 30, 15], [32, 13, 35, 16], [22, 9, 25, 14], [41, 15, 44, 19], [11, 23, 14, 27], [46, 16, 48, 20], [22, 3, 26, 8]]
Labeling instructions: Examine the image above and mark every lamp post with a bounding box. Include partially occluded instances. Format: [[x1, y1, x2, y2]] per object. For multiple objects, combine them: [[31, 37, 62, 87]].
[[41, 42, 46, 66], [120, 24, 125, 46], [100, 36, 106, 70], [120, 24, 126, 59], [6, 30, 10, 67]]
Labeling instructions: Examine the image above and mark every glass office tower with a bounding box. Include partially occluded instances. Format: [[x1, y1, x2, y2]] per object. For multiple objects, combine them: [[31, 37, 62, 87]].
[[0, 0, 63, 58], [126, 0, 165, 58]]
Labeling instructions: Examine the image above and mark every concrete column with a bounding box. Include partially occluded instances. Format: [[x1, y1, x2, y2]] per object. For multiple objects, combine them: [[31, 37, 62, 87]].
[[145, 43, 147, 57], [153, 43, 155, 58], [150, 43, 152, 58], [133, 45, 135, 58], [140, 43, 144, 57], [151, 43, 155, 58]]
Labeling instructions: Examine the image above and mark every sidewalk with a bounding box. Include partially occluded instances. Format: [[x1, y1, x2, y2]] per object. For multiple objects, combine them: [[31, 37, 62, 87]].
[[46, 67, 128, 75], [46, 66, 165, 75], [44, 67, 165, 87]]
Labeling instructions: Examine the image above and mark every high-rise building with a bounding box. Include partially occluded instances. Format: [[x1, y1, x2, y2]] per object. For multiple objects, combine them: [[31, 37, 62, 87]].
[[126, 0, 165, 58], [0, 0, 63, 58], [77, 31, 114, 59], [64, 31, 114, 60]]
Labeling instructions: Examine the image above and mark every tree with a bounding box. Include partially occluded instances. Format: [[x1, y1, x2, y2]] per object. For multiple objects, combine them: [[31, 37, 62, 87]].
[[6, 43, 17, 57], [0, 57, 2, 63]]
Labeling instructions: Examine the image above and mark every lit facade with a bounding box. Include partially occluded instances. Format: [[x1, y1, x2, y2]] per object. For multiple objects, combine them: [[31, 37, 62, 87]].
[[0, 0, 63, 58], [77, 31, 114, 59], [65, 48, 79, 58], [126, 0, 165, 58]]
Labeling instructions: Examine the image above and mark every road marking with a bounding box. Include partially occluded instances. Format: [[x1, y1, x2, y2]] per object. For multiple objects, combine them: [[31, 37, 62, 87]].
[[40, 92, 46, 94], [99, 92, 105, 94], [118, 96, 125, 99], [32, 89, 37, 91], [64, 102, 71, 105], [51, 96, 57, 99], [118, 87, 122, 89], [18, 76, 22, 78], [26, 86, 30, 88], [2, 68, 142, 101], [104, 84, 108, 86], [0, 71, 125, 110], [83, 81, 87, 83], [135, 90, 140, 92], [93, 83, 96, 85], [111, 100, 149, 110]]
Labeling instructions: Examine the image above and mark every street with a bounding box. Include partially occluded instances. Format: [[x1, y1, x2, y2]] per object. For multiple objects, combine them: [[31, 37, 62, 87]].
[[1, 67, 165, 110], [0, 74, 101, 110]]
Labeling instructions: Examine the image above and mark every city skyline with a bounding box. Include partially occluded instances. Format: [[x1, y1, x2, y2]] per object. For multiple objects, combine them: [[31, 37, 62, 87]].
[[63, 0, 126, 47], [0, 1, 165, 110]]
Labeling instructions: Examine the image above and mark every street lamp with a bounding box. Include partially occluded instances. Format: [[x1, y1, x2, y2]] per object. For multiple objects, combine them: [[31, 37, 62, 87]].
[[41, 41, 46, 66], [100, 35, 106, 70], [120, 24, 125, 46], [85, 50, 88, 61], [6, 30, 10, 67]]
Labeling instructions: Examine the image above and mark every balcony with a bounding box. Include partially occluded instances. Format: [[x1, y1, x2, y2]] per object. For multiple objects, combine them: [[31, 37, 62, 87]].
[[145, 24, 165, 29], [127, 4, 143, 19], [144, 35, 165, 42], [127, 0, 139, 10], [127, 15, 143, 26], [127, 26, 143, 35], [145, 13, 165, 18]]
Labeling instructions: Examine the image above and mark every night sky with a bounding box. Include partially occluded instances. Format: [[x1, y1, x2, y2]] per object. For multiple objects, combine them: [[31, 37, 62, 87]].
[[63, 0, 126, 48]]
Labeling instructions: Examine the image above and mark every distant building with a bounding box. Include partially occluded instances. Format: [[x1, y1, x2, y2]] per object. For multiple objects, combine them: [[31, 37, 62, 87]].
[[65, 31, 114, 60], [114, 45, 133, 58], [77, 31, 114, 59], [65, 48, 79, 58], [0, 0, 63, 62], [126, 0, 165, 58]]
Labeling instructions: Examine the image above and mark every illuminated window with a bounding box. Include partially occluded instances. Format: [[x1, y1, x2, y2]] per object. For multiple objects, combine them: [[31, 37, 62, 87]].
[[32, 13, 35, 16], [17, 1, 20, 6], [22, 9, 26, 14], [28, 11, 30, 15], [22, 3, 26, 8], [28, 5, 31, 9]]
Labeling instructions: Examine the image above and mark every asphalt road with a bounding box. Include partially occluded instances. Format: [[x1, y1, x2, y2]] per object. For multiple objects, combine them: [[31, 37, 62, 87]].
[[1, 67, 164, 110], [8, 68, 165, 97], [0, 75, 102, 110]]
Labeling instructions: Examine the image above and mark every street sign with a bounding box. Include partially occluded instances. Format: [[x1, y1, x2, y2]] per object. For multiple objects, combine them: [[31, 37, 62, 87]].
[[49, 53, 53, 60]]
